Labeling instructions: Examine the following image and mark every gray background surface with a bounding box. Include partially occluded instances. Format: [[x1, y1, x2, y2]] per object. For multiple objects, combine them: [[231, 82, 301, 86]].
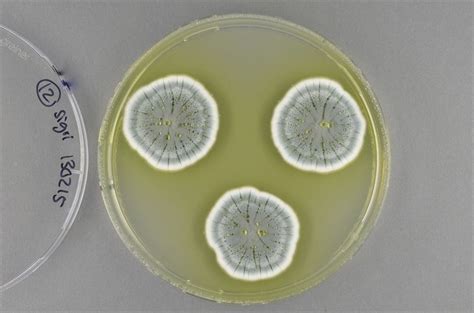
[[0, 1, 472, 312]]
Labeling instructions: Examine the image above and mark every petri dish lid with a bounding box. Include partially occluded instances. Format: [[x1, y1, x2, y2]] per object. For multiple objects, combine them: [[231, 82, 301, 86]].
[[0, 25, 88, 291]]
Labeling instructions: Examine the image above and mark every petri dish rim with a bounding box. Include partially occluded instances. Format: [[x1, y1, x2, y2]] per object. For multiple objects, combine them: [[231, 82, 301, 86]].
[[98, 14, 390, 304]]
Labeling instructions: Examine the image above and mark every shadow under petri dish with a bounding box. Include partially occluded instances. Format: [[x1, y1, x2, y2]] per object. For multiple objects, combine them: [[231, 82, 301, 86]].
[[98, 14, 390, 304]]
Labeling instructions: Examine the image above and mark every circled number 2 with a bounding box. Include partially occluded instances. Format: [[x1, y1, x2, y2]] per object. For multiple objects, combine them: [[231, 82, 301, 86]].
[[36, 78, 61, 107]]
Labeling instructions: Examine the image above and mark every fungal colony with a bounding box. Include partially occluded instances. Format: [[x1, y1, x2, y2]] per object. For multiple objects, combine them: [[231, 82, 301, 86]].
[[123, 75, 219, 171], [206, 186, 300, 281], [271, 78, 366, 173]]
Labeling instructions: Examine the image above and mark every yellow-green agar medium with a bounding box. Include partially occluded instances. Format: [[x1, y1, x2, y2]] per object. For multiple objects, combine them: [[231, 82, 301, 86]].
[[98, 14, 390, 304]]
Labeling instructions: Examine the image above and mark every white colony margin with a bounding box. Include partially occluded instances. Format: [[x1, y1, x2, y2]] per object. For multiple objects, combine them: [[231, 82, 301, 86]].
[[123, 75, 219, 171], [271, 78, 366, 173], [205, 186, 300, 281]]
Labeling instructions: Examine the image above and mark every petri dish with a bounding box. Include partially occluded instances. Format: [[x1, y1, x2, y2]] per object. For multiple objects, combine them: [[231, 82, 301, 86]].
[[0, 25, 88, 291], [98, 14, 390, 304]]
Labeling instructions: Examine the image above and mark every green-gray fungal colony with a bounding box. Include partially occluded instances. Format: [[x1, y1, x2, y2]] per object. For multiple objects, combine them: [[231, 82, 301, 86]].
[[271, 78, 366, 173], [123, 75, 219, 171], [205, 186, 300, 281]]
